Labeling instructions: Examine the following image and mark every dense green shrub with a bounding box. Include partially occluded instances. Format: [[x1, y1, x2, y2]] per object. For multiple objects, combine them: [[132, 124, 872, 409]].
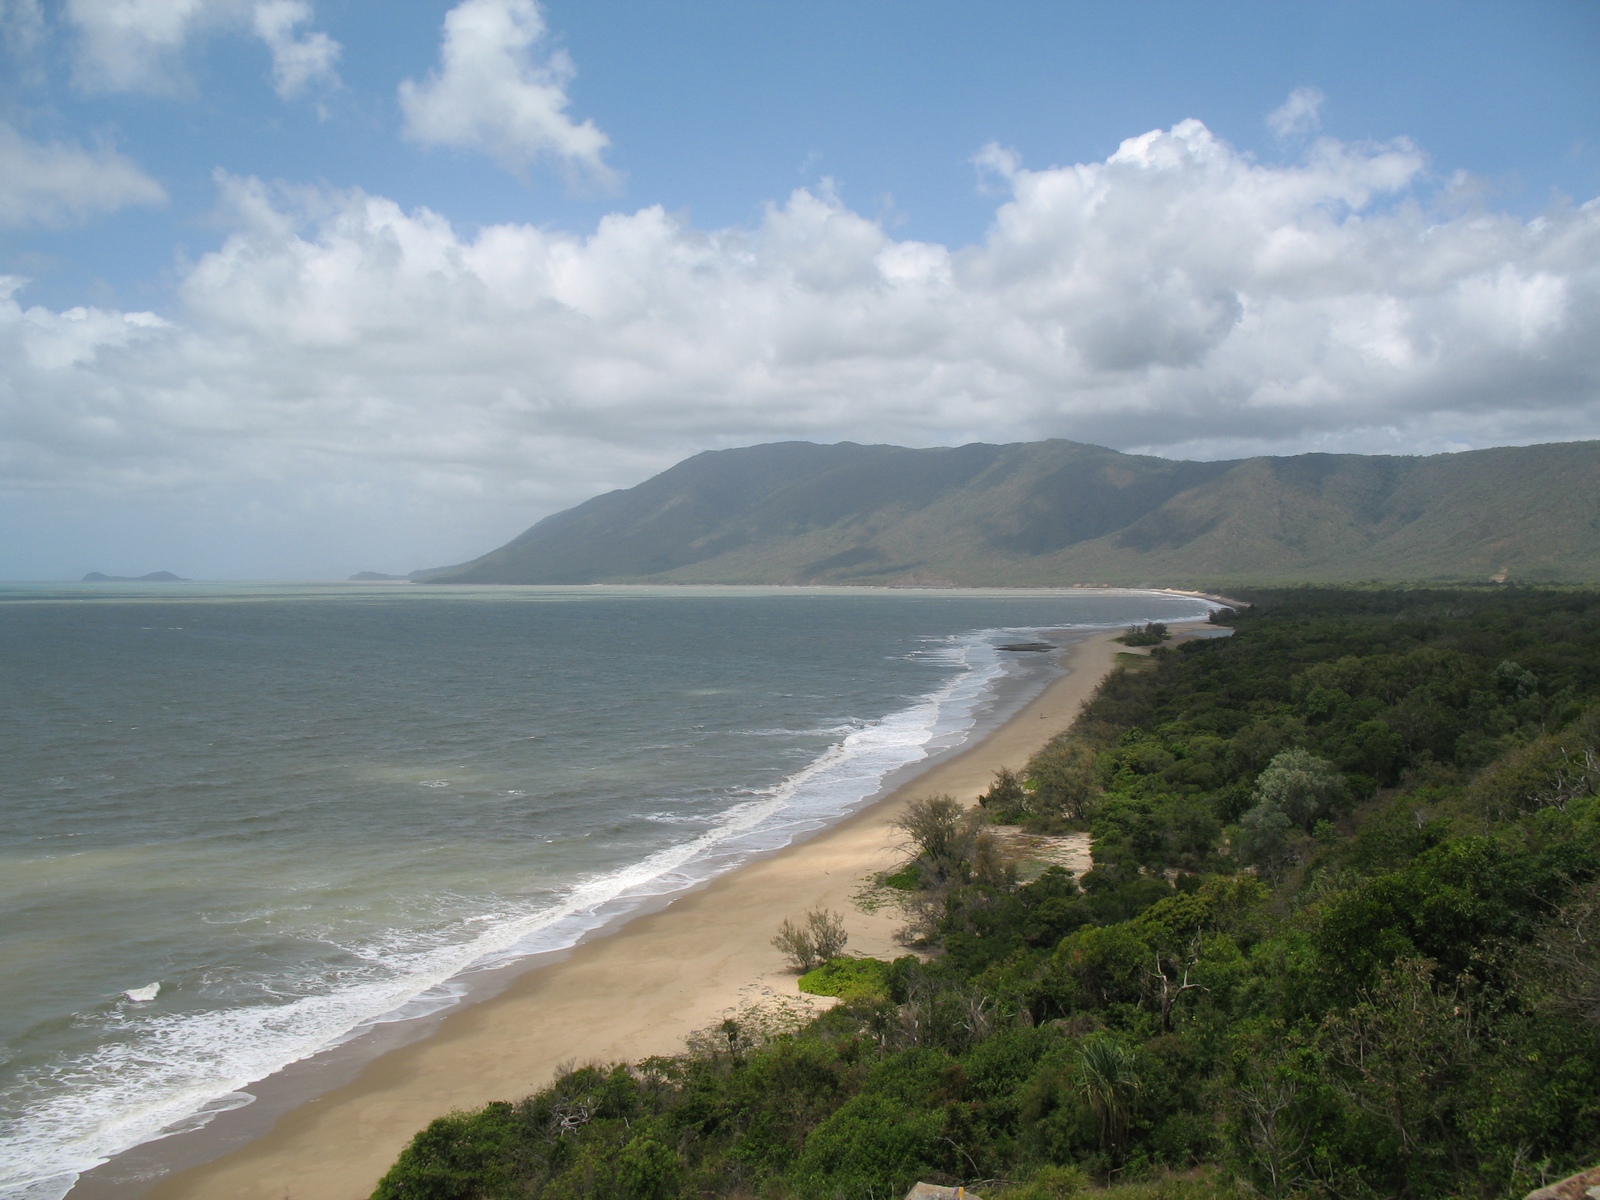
[[798, 956, 894, 1001], [1118, 623, 1172, 648]]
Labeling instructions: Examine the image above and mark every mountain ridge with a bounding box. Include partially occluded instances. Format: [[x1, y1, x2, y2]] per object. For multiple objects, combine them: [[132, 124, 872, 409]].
[[422, 439, 1600, 586]]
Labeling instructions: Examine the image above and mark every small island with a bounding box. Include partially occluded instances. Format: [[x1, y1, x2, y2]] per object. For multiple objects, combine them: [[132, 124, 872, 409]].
[[81, 571, 187, 582]]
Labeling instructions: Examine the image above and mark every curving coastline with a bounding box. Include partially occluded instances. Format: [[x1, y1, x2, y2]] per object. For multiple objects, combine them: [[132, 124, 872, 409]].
[[104, 628, 1135, 1200]]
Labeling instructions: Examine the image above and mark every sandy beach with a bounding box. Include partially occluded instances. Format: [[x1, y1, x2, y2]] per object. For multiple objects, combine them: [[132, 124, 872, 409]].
[[137, 629, 1133, 1200]]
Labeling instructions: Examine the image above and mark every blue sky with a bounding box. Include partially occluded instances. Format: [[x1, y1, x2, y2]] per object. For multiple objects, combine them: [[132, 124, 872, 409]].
[[1, 0, 1598, 578]]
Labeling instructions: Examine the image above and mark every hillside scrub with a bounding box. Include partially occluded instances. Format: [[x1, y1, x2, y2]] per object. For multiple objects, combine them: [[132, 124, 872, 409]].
[[374, 587, 1600, 1200]]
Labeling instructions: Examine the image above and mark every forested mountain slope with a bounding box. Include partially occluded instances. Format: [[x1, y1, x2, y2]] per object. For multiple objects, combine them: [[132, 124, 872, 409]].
[[423, 439, 1600, 586]]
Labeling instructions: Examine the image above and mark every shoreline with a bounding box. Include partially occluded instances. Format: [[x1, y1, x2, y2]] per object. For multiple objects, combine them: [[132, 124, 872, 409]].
[[79, 627, 1141, 1200]]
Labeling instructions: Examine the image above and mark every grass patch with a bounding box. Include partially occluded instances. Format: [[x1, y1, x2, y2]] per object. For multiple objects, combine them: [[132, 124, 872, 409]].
[[883, 862, 922, 890], [797, 955, 892, 1002]]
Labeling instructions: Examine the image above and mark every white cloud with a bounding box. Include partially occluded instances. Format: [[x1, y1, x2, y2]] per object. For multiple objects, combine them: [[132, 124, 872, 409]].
[[2, 119, 1598, 574], [1268, 86, 1326, 139], [64, 0, 337, 99], [64, 0, 236, 93], [399, 0, 615, 186], [0, 122, 167, 227], [252, 0, 340, 98]]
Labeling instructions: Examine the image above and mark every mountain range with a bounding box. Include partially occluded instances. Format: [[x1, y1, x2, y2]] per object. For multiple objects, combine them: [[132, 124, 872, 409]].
[[420, 439, 1600, 587]]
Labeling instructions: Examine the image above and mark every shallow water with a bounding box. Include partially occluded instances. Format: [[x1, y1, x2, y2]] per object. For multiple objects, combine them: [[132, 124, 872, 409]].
[[0, 583, 1211, 1198]]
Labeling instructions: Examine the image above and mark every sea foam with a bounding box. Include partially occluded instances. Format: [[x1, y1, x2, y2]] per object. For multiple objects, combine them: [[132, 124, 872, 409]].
[[0, 629, 1017, 1200], [1, 588, 1215, 1200]]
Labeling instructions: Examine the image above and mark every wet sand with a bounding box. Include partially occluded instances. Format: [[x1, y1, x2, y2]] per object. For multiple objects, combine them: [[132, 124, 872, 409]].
[[141, 630, 1132, 1200]]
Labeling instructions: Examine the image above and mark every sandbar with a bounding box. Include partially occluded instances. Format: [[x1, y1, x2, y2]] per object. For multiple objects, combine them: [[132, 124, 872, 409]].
[[138, 629, 1133, 1200]]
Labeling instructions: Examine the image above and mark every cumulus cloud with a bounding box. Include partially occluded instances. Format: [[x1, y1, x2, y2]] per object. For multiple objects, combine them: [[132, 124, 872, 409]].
[[2, 119, 1597, 571], [0, 122, 167, 227], [64, 0, 234, 93], [1268, 86, 1326, 139], [399, 0, 615, 186], [63, 0, 337, 98], [252, 0, 340, 98]]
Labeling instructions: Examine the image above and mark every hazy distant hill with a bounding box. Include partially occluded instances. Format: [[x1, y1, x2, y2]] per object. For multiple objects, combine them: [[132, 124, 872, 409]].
[[421, 439, 1600, 586], [82, 571, 186, 582]]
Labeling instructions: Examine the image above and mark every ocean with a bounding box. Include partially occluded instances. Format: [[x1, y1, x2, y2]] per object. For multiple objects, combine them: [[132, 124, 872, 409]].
[[0, 583, 1213, 1198]]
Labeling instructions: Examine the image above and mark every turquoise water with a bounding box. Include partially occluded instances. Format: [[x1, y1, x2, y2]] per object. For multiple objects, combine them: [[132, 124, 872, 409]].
[[0, 584, 1211, 1198]]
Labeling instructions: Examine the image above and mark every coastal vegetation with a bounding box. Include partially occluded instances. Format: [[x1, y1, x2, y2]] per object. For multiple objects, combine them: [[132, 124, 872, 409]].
[[772, 909, 850, 973], [1115, 623, 1171, 648], [373, 587, 1600, 1200]]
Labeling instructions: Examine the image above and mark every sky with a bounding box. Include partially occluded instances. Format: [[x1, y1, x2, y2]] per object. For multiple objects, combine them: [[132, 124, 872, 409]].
[[1, 1, 1598, 580]]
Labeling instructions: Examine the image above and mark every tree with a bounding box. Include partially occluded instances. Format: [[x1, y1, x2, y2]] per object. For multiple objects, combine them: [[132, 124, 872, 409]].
[[1320, 957, 1479, 1193], [1077, 1036, 1143, 1164], [617, 1137, 681, 1200], [1524, 877, 1600, 1031], [1469, 703, 1600, 820], [1028, 740, 1100, 823], [1230, 802, 1296, 877], [772, 917, 815, 971], [808, 907, 849, 961], [1116, 622, 1171, 647], [970, 829, 1014, 888], [1231, 1073, 1311, 1200], [978, 767, 1027, 819], [894, 794, 971, 879], [1253, 747, 1348, 830], [1147, 934, 1209, 1032], [772, 907, 848, 971]]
